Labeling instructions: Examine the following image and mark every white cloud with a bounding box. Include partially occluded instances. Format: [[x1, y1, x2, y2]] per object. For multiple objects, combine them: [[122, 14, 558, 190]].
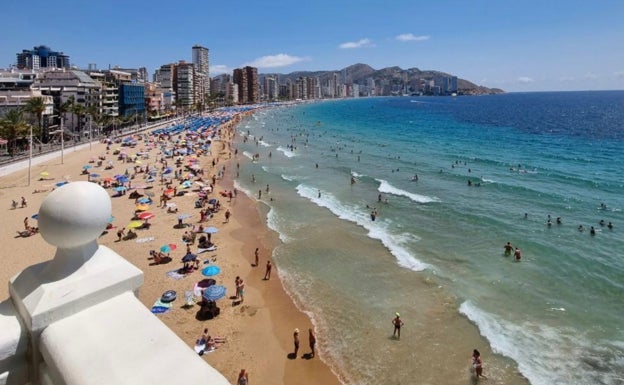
[[339, 38, 374, 49], [244, 54, 306, 68], [396, 33, 430, 42], [210, 64, 230, 75], [584, 72, 598, 80], [517, 77, 534, 84]]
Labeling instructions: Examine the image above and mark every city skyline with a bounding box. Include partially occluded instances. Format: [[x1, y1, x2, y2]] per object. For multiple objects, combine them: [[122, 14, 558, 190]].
[[1, 0, 623, 92]]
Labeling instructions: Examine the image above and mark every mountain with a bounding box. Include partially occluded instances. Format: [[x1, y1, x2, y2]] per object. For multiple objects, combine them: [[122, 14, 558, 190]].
[[262, 63, 503, 96]]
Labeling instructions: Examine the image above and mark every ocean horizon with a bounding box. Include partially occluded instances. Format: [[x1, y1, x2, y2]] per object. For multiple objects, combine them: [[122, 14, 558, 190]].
[[234, 91, 624, 385]]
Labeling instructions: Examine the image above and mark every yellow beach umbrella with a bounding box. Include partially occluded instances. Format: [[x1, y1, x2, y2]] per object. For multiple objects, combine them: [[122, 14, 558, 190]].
[[40, 171, 50, 177], [126, 221, 143, 229], [135, 204, 150, 211]]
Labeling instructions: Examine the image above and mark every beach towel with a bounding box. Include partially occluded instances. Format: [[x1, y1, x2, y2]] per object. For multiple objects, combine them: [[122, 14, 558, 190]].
[[136, 236, 155, 244], [151, 299, 172, 314], [166, 270, 187, 280], [194, 344, 215, 355], [197, 246, 217, 253]]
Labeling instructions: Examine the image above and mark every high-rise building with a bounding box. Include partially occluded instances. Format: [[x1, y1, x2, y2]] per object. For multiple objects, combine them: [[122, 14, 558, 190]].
[[192, 45, 210, 103], [175, 61, 195, 108], [233, 66, 258, 104], [16, 45, 70, 70]]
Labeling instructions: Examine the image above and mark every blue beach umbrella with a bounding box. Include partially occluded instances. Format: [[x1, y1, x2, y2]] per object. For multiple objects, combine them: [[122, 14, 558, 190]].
[[137, 197, 151, 204], [31, 213, 38, 220], [201, 265, 221, 277], [181, 253, 197, 262], [177, 213, 192, 220], [202, 285, 226, 301], [82, 164, 92, 169], [55, 181, 68, 187], [114, 186, 127, 192], [89, 173, 100, 178], [116, 176, 129, 184], [203, 226, 219, 234]]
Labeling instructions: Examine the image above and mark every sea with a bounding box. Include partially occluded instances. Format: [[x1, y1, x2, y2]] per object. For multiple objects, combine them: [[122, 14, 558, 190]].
[[232, 91, 624, 385]]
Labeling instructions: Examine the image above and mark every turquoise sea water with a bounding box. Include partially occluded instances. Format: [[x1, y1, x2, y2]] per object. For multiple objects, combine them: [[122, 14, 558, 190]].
[[234, 92, 624, 385]]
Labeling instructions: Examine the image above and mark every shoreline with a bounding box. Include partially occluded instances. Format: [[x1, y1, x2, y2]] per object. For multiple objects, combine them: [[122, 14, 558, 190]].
[[0, 111, 342, 385]]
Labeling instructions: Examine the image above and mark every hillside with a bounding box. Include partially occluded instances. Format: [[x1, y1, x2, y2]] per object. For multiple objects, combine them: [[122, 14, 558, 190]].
[[262, 63, 503, 95]]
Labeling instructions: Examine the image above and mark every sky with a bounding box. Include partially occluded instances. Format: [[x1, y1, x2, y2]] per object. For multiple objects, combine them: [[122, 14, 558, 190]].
[[1, 0, 623, 92]]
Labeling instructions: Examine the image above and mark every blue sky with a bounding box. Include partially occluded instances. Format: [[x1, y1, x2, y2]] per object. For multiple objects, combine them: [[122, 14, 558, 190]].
[[2, 0, 623, 92]]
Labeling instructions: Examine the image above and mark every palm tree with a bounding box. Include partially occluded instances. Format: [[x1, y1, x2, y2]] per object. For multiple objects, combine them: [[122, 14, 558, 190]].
[[86, 105, 99, 139], [23, 97, 46, 143], [72, 103, 85, 139], [0, 109, 30, 157]]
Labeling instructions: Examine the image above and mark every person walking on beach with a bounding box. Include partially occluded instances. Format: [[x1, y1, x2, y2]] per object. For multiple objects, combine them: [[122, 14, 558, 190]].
[[392, 313, 404, 339], [308, 328, 316, 358], [293, 328, 300, 357], [472, 349, 487, 379], [254, 247, 259, 267], [225, 209, 231, 223], [264, 260, 272, 280], [237, 369, 249, 385]]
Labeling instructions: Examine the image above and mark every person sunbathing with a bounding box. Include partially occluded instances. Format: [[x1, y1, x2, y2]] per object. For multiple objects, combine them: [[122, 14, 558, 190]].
[[123, 229, 137, 241]]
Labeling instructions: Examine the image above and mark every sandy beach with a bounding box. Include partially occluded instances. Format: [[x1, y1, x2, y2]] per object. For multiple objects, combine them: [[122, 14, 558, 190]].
[[0, 114, 342, 385]]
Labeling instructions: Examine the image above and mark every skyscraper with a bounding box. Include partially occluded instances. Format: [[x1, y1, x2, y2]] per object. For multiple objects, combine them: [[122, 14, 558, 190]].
[[192, 45, 210, 101], [16, 45, 70, 70], [233, 66, 258, 104]]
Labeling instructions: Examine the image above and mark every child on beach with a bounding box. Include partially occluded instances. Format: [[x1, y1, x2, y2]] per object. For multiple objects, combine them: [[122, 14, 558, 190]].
[[472, 349, 487, 379]]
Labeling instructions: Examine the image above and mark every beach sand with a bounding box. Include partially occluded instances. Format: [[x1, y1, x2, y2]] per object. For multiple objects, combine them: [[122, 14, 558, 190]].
[[0, 117, 342, 385]]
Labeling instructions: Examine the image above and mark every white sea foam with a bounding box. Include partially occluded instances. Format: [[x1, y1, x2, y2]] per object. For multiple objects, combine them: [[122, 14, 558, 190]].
[[351, 171, 364, 178], [376, 179, 440, 203], [281, 174, 296, 182], [296, 184, 428, 272], [258, 140, 271, 147], [266, 206, 291, 243], [242, 151, 254, 160], [459, 301, 618, 385], [276, 146, 296, 158]]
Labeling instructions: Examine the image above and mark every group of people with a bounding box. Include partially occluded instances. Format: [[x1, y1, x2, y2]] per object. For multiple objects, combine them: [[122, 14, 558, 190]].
[[292, 328, 316, 358], [503, 242, 522, 261]]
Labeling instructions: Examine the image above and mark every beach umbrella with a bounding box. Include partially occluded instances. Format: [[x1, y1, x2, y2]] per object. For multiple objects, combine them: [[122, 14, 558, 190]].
[[160, 244, 177, 253], [31, 213, 38, 220], [109, 215, 115, 223], [203, 226, 219, 234], [89, 173, 100, 178], [208, 198, 218, 205], [40, 171, 49, 177], [135, 204, 150, 211], [201, 265, 221, 277], [196, 278, 216, 288], [138, 212, 155, 220], [163, 167, 172, 174], [117, 176, 130, 184], [83, 165, 92, 169], [181, 180, 192, 189], [137, 197, 152, 204], [177, 213, 192, 220], [126, 221, 143, 229], [181, 253, 197, 262], [114, 186, 127, 192], [144, 191, 155, 197], [202, 285, 226, 301], [55, 181, 68, 187]]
